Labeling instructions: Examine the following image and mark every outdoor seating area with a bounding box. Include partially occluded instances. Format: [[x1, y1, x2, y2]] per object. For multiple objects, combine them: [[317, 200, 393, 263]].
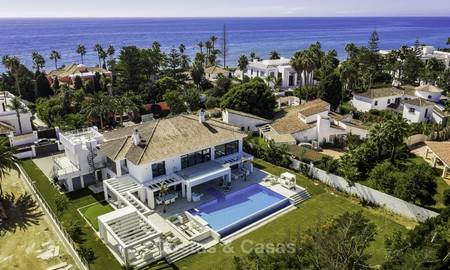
[[156, 192, 179, 205], [169, 213, 210, 240]]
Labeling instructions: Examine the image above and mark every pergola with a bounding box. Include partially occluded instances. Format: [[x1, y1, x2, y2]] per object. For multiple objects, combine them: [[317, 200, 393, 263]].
[[425, 141, 450, 179], [98, 206, 164, 266], [145, 175, 183, 209], [104, 175, 152, 215]]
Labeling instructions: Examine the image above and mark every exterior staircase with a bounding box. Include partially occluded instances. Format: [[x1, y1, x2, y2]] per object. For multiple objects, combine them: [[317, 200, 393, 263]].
[[165, 242, 203, 264], [290, 189, 311, 205]]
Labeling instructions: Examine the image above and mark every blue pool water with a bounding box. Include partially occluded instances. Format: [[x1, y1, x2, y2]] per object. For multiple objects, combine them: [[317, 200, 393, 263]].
[[188, 184, 290, 237]]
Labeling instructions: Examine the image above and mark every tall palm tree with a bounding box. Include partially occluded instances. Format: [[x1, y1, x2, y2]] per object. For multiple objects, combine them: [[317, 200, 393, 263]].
[[270, 50, 281, 60], [99, 49, 108, 68], [93, 44, 103, 66], [82, 92, 110, 129], [250, 52, 257, 61], [0, 137, 19, 197], [237, 55, 249, 80], [106, 45, 115, 61], [7, 96, 28, 135], [210, 36, 218, 50], [179, 44, 186, 54], [31, 52, 45, 72], [76, 44, 87, 64], [383, 115, 409, 164], [2, 55, 22, 97], [197, 42, 204, 54], [291, 51, 306, 86], [49, 50, 61, 69]]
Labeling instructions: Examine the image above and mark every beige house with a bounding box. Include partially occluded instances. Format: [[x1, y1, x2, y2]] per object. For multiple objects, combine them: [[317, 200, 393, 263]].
[[205, 66, 231, 81], [425, 141, 450, 179]]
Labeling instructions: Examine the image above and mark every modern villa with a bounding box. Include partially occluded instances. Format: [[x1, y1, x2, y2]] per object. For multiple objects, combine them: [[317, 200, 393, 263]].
[[380, 45, 450, 70], [51, 111, 310, 268], [0, 91, 33, 135], [245, 58, 299, 89]]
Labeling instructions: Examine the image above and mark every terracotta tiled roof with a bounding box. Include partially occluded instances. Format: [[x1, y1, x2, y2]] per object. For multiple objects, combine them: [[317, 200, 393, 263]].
[[297, 99, 330, 117], [355, 87, 403, 99], [403, 98, 435, 107], [415, 85, 444, 93], [425, 141, 450, 166], [100, 114, 246, 165]]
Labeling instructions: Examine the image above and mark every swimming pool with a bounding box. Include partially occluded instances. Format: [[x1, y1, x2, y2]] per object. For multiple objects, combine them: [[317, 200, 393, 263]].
[[188, 184, 291, 237]]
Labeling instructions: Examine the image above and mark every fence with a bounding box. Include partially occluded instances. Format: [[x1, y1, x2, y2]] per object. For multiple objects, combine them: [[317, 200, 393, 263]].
[[18, 165, 90, 270], [289, 158, 439, 222]]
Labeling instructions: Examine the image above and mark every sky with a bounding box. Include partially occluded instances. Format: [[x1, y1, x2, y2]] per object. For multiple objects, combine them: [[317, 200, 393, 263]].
[[0, 0, 449, 18]]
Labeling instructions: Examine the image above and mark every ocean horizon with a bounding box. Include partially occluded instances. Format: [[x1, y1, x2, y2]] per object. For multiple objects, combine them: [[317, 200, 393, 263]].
[[1, 16, 449, 72]]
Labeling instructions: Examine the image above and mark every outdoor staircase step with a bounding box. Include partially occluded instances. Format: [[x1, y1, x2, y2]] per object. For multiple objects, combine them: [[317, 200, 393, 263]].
[[165, 242, 203, 264], [290, 190, 311, 205]]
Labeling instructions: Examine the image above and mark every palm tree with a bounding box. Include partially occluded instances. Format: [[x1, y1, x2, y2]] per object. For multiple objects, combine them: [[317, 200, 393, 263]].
[[2, 55, 22, 97], [291, 51, 306, 86], [7, 97, 28, 135], [237, 55, 249, 80], [383, 115, 409, 164], [0, 137, 19, 197], [82, 92, 110, 129], [76, 44, 87, 64], [93, 44, 103, 66], [99, 49, 108, 68], [49, 50, 61, 69], [250, 52, 257, 61], [106, 45, 115, 61], [32, 52, 45, 72], [179, 44, 186, 54], [270, 51, 280, 60], [205, 40, 213, 63], [114, 96, 138, 124], [210, 36, 218, 50], [197, 42, 204, 54]]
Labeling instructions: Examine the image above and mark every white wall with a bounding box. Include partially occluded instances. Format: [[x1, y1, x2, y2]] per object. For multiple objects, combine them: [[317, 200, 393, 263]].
[[222, 110, 271, 132], [352, 95, 401, 112], [415, 90, 442, 102], [300, 110, 329, 124], [292, 127, 318, 142], [403, 104, 433, 123], [0, 111, 33, 135], [290, 158, 439, 222]]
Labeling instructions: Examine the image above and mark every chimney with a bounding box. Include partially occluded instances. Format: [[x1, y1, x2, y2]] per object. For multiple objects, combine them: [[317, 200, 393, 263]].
[[131, 128, 141, 146], [199, 109, 206, 123]]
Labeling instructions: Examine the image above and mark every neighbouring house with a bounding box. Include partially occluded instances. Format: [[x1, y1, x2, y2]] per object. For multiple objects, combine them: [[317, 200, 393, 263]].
[[0, 91, 33, 135], [52, 127, 105, 192], [245, 58, 299, 89], [48, 63, 112, 86], [425, 141, 450, 179], [222, 108, 272, 133], [419, 46, 450, 70], [205, 66, 231, 81], [402, 98, 435, 123], [352, 85, 448, 124], [351, 87, 403, 112], [260, 99, 369, 145], [278, 96, 300, 107], [142, 102, 171, 119]]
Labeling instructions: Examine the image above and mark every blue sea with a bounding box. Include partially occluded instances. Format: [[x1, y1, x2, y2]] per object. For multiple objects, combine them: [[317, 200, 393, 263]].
[[0, 17, 449, 72]]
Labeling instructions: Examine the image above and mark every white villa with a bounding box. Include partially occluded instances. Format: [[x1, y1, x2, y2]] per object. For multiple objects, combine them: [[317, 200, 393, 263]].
[[222, 108, 272, 133], [380, 46, 450, 70], [260, 99, 369, 145], [50, 111, 311, 268], [351, 85, 449, 124], [245, 58, 299, 89], [0, 91, 33, 135]]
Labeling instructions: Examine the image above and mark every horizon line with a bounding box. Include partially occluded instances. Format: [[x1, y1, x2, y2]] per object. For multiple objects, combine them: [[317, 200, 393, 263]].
[[1, 15, 450, 19]]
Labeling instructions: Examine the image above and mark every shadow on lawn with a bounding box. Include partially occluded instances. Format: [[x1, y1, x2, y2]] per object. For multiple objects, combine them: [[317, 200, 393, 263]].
[[0, 192, 44, 236]]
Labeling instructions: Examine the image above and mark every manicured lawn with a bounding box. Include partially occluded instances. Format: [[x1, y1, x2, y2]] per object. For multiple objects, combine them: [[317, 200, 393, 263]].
[[174, 159, 415, 270], [21, 160, 122, 270], [79, 202, 114, 231]]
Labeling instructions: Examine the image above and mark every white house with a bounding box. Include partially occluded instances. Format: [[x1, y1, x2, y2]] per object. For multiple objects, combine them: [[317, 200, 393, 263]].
[[414, 84, 444, 102], [351, 87, 403, 112], [53, 127, 106, 192], [222, 108, 272, 132], [420, 46, 450, 70], [0, 91, 33, 135], [246, 58, 299, 89], [402, 98, 435, 123], [204, 66, 231, 81], [260, 99, 369, 145]]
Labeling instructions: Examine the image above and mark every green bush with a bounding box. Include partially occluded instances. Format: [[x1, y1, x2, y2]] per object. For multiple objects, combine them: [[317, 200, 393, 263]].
[[443, 189, 450, 206]]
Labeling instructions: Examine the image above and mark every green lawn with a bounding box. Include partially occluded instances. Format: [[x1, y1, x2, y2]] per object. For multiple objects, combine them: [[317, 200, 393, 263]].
[[173, 159, 416, 270], [79, 202, 114, 231], [21, 160, 122, 270]]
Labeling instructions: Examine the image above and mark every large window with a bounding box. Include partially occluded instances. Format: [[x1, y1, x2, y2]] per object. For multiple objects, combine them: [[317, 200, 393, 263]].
[[152, 161, 166, 178], [181, 148, 211, 169], [106, 157, 117, 174], [215, 141, 239, 159]]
